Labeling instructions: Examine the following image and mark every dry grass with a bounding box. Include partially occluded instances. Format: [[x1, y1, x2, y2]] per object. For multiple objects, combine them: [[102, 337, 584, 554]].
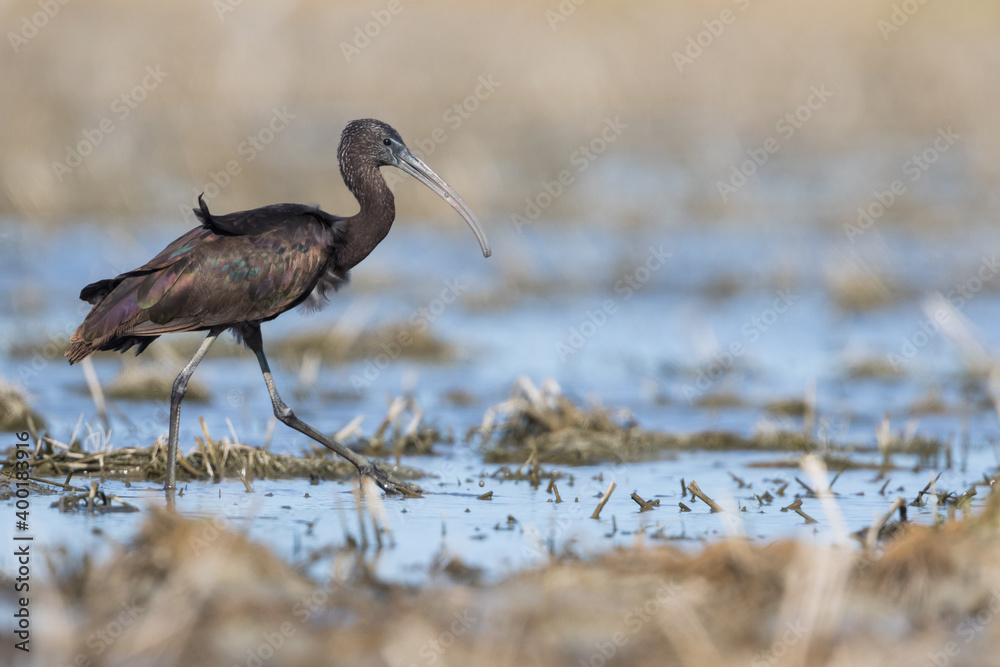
[[846, 356, 907, 380], [272, 323, 452, 365], [764, 398, 809, 417], [103, 360, 210, 403], [825, 249, 903, 312], [3, 432, 423, 485], [827, 271, 901, 312], [481, 377, 817, 464], [11, 486, 1000, 666], [909, 387, 948, 415], [0, 379, 46, 432], [1, 392, 443, 485], [694, 391, 747, 409]]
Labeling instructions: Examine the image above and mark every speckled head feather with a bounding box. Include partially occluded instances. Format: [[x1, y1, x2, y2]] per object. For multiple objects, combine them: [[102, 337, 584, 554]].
[[337, 119, 405, 195]]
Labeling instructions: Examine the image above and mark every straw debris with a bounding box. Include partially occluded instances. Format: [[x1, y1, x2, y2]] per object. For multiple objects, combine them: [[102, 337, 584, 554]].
[[2, 435, 423, 485], [481, 377, 819, 465]]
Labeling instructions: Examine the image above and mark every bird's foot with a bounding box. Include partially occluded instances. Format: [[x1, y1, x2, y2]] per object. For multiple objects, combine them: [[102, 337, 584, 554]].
[[358, 462, 424, 497]]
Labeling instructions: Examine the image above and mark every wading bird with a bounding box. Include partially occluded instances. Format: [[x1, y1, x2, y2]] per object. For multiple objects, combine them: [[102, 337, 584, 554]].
[[66, 119, 491, 494]]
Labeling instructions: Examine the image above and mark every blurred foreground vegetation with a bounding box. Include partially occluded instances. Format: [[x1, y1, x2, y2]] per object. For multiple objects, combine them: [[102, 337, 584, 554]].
[[8, 488, 1000, 666]]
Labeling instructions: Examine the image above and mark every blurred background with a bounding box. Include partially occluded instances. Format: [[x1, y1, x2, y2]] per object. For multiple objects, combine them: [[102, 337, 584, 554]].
[[3, 0, 1000, 452], [3, 0, 999, 224]]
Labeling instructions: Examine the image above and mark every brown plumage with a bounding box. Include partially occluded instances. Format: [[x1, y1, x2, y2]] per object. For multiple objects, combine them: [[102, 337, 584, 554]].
[[66, 202, 345, 362], [65, 118, 491, 493]]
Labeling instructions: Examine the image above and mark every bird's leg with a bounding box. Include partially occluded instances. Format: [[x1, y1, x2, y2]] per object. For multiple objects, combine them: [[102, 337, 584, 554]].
[[246, 330, 422, 496], [165, 330, 220, 490]]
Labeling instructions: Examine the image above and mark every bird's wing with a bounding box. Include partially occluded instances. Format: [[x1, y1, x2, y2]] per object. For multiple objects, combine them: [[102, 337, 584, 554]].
[[73, 211, 343, 347], [79, 202, 346, 304], [128, 220, 339, 334], [78, 227, 208, 303]]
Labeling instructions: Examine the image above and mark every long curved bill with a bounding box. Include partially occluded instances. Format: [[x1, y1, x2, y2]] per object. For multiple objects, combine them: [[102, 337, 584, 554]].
[[395, 147, 492, 258]]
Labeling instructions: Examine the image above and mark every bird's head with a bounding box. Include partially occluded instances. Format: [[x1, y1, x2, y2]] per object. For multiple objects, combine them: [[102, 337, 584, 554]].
[[338, 118, 491, 258]]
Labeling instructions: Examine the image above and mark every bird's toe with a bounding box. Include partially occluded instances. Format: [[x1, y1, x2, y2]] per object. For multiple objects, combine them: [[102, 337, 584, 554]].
[[358, 463, 423, 497]]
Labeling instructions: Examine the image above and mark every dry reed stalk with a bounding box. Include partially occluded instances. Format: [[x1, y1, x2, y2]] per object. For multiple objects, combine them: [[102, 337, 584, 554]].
[[687, 480, 723, 513], [780, 499, 818, 524], [590, 481, 616, 519], [630, 493, 658, 512]]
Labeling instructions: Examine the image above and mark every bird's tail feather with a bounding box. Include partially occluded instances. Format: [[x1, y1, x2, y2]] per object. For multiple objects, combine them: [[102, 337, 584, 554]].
[[65, 279, 148, 363]]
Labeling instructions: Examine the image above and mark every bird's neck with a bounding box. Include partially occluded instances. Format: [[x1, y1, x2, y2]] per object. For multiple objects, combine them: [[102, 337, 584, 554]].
[[338, 165, 396, 270]]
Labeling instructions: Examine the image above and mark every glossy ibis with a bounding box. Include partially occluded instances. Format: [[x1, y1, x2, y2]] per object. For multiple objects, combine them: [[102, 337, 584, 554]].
[[65, 118, 491, 494]]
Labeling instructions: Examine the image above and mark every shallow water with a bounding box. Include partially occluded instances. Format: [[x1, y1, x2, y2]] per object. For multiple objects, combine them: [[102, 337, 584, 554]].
[[1, 217, 999, 583], [12, 453, 987, 586]]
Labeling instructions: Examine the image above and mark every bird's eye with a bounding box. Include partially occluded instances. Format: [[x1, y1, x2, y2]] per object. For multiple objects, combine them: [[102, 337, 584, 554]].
[[383, 138, 392, 146]]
